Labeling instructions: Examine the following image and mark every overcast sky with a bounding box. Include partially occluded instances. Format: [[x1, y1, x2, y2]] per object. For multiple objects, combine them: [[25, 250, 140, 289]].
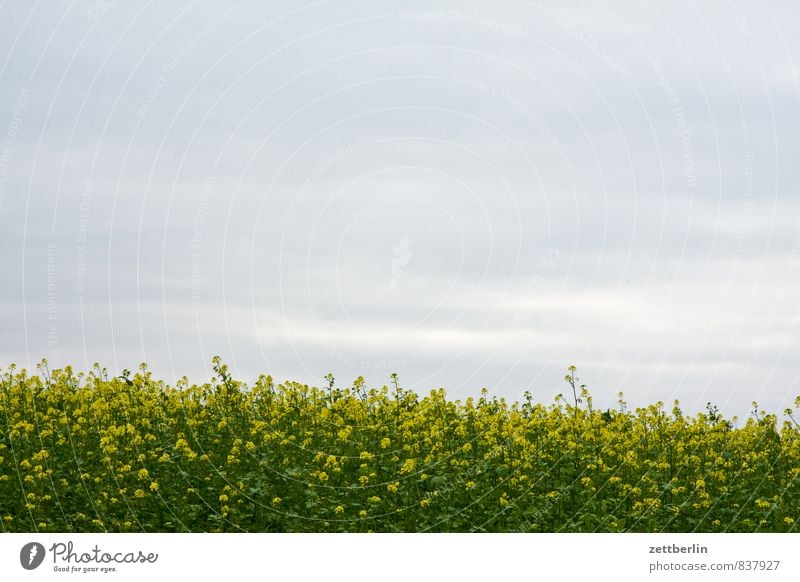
[[1, 0, 799, 417]]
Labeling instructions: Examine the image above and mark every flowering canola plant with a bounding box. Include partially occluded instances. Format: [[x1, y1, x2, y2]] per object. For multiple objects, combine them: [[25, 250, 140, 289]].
[[1, 360, 798, 532]]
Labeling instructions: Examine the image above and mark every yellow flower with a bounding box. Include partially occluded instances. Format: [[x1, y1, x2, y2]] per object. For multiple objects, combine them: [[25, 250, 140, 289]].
[[400, 459, 416, 474], [335, 505, 344, 514]]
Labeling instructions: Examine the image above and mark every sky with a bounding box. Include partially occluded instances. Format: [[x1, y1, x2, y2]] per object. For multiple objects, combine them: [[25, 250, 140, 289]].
[[0, 0, 798, 418]]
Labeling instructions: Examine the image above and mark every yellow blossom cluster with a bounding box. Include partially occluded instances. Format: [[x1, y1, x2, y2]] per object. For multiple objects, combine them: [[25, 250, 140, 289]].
[[0, 360, 798, 532]]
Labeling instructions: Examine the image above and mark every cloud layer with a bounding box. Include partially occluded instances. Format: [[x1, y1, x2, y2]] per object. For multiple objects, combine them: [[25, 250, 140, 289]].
[[1, 0, 799, 417]]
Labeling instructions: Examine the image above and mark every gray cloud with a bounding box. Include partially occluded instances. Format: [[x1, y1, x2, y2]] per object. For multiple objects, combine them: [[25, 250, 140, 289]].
[[1, 0, 799, 418]]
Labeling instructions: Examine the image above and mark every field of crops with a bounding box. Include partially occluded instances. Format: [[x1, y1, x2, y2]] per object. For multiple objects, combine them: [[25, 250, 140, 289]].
[[1, 360, 799, 532]]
